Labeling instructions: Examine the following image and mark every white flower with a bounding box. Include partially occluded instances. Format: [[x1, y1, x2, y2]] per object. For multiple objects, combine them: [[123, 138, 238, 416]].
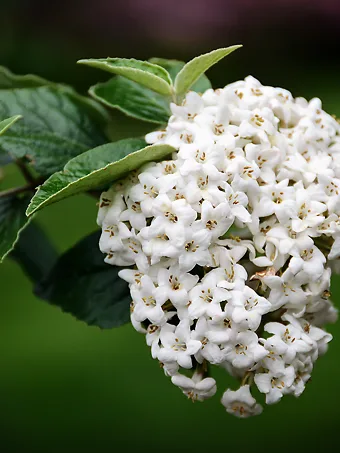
[[291, 183, 326, 233], [259, 337, 287, 374], [130, 275, 167, 325], [221, 385, 263, 418], [205, 311, 239, 344], [228, 287, 272, 330], [282, 313, 333, 356], [178, 230, 213, 272], [172, 371, 217, 402], [262, 269, 308, 311], [252, 179, 296, 224], [223, 183, 252, 223], [224, 331, 267, 369], [264, 321, 312, 363], [154, 266, 198, 307], [289, 356, 313, 397], [288, 245, 326, 283], [192, 317, 228, 364], [98, 74, 338, 417], [188, 268, 230, 319], [192, 200, 233, 240], [329, 235, 340, 260], [265, 225, 313, 257], [217, 250, 247, 291], [128, 169, 178, 216], [157, 320, 202, 369], [144, 194, 197, 244], [254, 366, 295, 404]]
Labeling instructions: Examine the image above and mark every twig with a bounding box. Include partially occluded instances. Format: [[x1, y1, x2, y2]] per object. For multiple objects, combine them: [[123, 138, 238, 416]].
[[0, 183, 34, 198]]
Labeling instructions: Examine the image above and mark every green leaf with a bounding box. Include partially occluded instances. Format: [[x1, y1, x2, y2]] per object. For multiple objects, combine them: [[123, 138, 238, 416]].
[[10, 221, 58, 282], [78, 58, 172, 96], [0, 194, 32, 262], [0, 65, 52, 89], [149, 58, 212, 93], [174, 45, 242, 97], [27, 138, 175, 216], [89, 76, 171, 124], [88, 59, 213, 125], [0, 115, 22, 135], [0, 115, 22, 165], [35, 230, 131, 329], [0, 66, 108, 126], [0, 67, 108, 176]]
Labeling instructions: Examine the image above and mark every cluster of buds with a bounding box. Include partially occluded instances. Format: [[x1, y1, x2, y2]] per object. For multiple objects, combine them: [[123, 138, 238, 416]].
[[97, 76, 338, 417]]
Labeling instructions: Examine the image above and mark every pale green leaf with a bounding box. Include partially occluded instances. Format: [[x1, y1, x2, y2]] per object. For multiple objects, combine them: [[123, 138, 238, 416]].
[[149, 58, 212, 93], [27, 139, 175, 216], [78, 58, 172, 96], [174, 45, 242, 97], [89, 76, 171, 124], [0, 115, 22, 135]]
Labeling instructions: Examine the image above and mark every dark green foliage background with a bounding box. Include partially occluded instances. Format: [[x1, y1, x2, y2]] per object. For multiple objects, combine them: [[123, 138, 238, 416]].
[[1, 3, 340, 451]]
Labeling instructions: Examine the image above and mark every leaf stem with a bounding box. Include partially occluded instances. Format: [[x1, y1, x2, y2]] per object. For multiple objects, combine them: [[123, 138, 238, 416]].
[[241, 371, 254, 386], [0, 184, 34, 198]]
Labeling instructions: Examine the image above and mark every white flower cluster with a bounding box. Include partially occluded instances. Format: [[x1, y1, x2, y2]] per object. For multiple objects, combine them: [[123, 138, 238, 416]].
[[97, 76, 339, 417]]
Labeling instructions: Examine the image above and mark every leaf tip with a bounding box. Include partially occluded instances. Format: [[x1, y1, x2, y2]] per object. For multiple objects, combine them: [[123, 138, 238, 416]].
[[25, 203, 35, 218]]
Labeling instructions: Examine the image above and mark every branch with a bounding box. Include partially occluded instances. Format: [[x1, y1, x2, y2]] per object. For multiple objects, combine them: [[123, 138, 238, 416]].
[[0, 183, 34, 198]]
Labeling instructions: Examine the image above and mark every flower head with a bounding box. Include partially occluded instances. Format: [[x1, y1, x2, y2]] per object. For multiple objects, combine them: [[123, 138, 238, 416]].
[[98, 75, 338, 417]]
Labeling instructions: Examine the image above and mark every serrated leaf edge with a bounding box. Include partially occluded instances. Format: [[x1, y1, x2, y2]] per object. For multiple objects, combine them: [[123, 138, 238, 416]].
[[174, 45, 242, 96], [0, 212, 35, 263], [78, 58, 173, 96], [26, 143, 176, 216]]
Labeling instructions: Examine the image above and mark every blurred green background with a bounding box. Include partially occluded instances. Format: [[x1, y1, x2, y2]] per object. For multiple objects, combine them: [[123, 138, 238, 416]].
[[1, 1, 340, 451]]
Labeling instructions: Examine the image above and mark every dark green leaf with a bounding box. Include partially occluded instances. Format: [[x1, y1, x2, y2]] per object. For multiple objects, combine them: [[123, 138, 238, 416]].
[[0, 115, 22, 165], [0, 66, 108, 124], [0, 65, 52, 89], [0, 194, 32, 262], [149, 58, 212, 93], [78, 58, 172, 96], [89, 76, 171, 124], [0, 67, 108, 176], [11, 221, 58, 282], [27, 139, 175, 216], [35, 230, 131, 329]]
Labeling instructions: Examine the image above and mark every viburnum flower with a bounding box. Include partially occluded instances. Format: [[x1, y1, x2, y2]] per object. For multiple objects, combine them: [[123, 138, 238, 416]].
[[98, 75, 339, 417], [221, 385, 263, 418], [171, 371, 217, 402]]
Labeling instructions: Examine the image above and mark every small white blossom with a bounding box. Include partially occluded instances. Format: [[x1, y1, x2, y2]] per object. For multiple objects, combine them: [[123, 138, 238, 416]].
[[157, 320, 202, 369], [221, 385, 263, 418], [224, 331, 267, 369], [172, 371, 217, 402], [264, 321, 313, 363], [228, 287, 272, 330], [254, 366, 295, 404]]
